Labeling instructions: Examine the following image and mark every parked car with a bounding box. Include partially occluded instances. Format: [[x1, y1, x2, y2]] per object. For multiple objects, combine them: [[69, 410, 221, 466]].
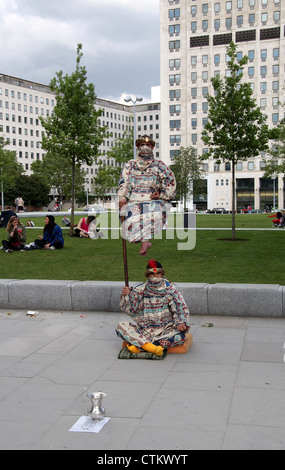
[[84, 205, 106, 213], [208, 208, 227, 214]]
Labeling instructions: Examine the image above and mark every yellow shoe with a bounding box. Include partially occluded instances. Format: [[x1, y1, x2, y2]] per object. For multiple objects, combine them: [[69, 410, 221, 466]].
[[142, 343, 164, 356], [127, 344, 141, 354]]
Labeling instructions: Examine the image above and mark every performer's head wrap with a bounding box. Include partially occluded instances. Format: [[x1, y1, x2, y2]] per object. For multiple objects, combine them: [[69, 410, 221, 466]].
[[145, 259, 165, 277], [136, 135, 155, 149]]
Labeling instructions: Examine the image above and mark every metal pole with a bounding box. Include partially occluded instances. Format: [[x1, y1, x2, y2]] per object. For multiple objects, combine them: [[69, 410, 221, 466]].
[[133, 102, 136, 160]]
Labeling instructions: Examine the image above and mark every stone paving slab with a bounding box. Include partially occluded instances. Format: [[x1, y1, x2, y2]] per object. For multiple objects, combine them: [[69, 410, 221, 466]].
[[0, 309, 284, 450]]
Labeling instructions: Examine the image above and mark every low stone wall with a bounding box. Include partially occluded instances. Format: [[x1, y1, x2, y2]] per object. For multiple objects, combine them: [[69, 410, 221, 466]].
[[0, 279, 284, 318]]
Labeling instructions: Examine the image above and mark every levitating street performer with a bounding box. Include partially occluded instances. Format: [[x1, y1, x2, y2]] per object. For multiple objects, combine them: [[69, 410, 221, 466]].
[[116, 260, 190, 357], [118, 135, 176, 256]]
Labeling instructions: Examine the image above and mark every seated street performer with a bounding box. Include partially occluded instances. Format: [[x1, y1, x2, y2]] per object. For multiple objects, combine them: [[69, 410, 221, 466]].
[[118, 135, 176, 256], [116, 260, 190, 356]]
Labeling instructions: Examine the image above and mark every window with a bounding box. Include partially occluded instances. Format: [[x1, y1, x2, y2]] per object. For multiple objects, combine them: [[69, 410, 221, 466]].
[[273, 48, 279, 59], [261, 49, 267, 60], [169, 120, 181, 129], [214, 19, 220, 29], [169, 9, 180, 19], [226, 17, 232, 28], [249, 13, 255, 24], [261, 13, 268, 24], [214, 3, 220, 13], [169, 40, 180, 50], [202, 4, 208, 14], [237, 15, 243, 26], [226, 1, 232, 11], [273, 11, 280, 22], [169, 24, 180, 35], [248, 67, 254, 77], [248, 162, 254, 170], [214, 54, 220, 66], [273, 64, 279, 75], [191, 5, 197, 15], [191, 56, 197, 66], [170, 135, 181, 144], [237, 162, 243, 171], [191, 21, 197, 32], [169, 89, 181, 99], [169, 74, 181, 84], [260, 66, 267, 77], [248, 50, 254, 61], [169, 105, 181, 114], [169, 59, 181, 68], [191, 72, 197, 81], [260, 98, 267, 108], [272, 81, 279, 92]]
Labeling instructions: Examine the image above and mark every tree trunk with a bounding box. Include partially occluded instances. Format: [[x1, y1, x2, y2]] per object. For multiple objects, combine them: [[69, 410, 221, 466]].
[[232, 163, 236, 241]]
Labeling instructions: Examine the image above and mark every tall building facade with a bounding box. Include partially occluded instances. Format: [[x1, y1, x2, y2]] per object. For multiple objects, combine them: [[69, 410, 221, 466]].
[[160, 0, 285, 211], [0, 73, 161, 201]]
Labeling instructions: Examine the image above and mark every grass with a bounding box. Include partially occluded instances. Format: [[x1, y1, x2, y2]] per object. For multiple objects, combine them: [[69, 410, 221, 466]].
[[0, 211, 284, 285]]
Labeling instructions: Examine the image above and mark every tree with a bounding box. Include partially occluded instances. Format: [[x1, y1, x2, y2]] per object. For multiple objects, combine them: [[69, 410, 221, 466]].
[[0, 138, 23, 207], [171, 146, 205, 209], [8, 174, 50, 207], [39, 44, 106, 233], [263, 113, 285, 177], [202, 42, 270, 240], [92, 132, 133, 199], [31, 152, 86, 202]]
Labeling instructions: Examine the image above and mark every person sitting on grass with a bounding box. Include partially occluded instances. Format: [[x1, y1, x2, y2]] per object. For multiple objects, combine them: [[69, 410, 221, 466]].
[[1, 216, 26, 253], [74, 215, 96, 238], [116, 259, 190, 357], [25, 215, 64, 250]]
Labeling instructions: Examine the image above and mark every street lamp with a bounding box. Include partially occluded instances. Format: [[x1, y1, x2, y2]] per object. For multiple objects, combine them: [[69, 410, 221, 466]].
[[124, 95, 143, 159]]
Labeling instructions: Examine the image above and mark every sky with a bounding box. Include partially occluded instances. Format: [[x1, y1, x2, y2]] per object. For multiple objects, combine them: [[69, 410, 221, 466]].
[[0, 0, 160, 103]]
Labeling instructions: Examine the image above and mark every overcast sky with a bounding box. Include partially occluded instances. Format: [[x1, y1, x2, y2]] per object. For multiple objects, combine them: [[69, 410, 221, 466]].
[[0, 0, 160, 103]]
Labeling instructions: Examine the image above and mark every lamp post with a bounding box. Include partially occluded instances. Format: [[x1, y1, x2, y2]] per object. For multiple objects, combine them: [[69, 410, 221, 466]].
[[124, 96, 143, 159]]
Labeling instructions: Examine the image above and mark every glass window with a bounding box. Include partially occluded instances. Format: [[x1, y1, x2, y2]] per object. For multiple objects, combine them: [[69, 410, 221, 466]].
[[214, 54, 220, 65], [214, 3, 220, 13], [226, 1, 232, 11], [169, 9, 180, 18]]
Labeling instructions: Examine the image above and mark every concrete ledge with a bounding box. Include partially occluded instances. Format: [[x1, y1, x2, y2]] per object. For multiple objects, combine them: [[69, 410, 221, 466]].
[[0, 279, 284, 318]]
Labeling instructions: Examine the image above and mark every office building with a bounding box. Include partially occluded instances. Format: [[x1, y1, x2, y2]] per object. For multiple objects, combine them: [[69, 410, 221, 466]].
[[0, 73, 161, 203], [160, 0, 285, 210]]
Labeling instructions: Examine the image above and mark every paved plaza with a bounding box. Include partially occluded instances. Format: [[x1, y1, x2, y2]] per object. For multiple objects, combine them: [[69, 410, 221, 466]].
[[0, 308, 285, 450]]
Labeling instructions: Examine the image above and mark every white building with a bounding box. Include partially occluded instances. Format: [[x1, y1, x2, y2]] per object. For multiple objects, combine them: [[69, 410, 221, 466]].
[[160, 0, 285, 211], [0, 73, 161, 202]]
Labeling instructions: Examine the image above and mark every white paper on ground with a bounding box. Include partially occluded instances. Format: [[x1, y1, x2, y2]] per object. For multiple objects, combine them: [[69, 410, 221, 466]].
[[69, 416, 110, 433]]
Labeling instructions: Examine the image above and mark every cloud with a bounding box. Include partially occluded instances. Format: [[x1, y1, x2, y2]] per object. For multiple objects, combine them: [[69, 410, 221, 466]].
[[0, 0, 160, 101]]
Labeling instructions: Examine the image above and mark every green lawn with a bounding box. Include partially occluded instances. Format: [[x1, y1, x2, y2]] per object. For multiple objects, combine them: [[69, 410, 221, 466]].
[[0, 212, 283, 285]]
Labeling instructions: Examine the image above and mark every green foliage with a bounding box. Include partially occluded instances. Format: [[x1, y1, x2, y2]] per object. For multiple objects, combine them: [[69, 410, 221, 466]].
[[171, 146, 205, 208], [0, 138, 23, 203], [201, 42, 271, 239], [263, 116, 285, 177], [202, 42, 270, 165], [92, 132, 133, 196], [39, 44, 106, 231]]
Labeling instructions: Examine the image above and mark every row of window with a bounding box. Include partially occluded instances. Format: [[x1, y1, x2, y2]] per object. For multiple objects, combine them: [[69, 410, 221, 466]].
[[0, 87, 54, 106], [189, 11, 279, 32], [169, 0, 280, 19]]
